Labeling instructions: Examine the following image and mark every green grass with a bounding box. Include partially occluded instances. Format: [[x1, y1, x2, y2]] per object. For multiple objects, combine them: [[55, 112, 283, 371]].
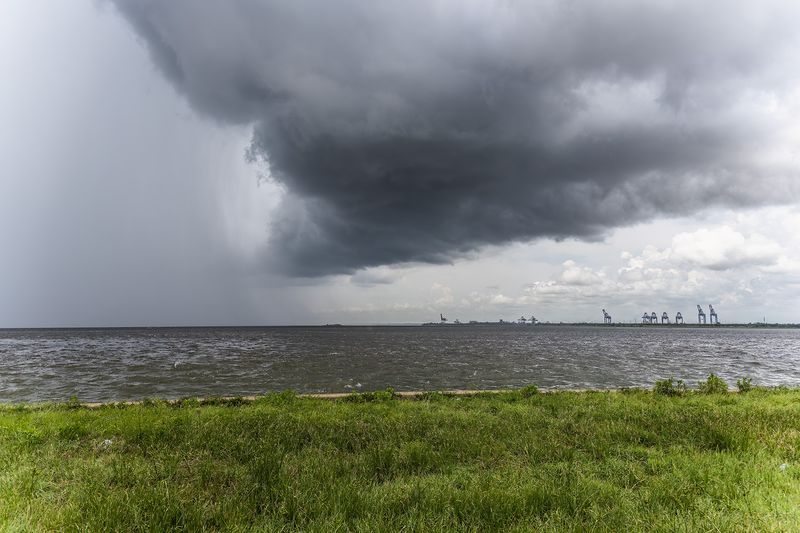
[[2, 388, 800, 531]]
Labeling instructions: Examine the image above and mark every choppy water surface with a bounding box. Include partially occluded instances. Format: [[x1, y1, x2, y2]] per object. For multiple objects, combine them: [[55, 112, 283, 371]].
[[1, 325, 799, 402]]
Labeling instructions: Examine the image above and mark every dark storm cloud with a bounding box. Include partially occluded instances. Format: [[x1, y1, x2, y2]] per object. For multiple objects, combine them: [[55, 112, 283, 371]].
[[111, 0, 800, 276]]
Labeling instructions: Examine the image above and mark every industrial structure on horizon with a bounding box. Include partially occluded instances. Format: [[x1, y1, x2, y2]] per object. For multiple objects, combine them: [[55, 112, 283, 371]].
[[435, 314, 538, 325], [431, 305, 722, 326], [604, 305, 721, 325]]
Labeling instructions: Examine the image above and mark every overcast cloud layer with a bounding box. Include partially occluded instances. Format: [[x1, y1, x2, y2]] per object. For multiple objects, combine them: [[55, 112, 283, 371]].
[[110, 0, 800, 276]]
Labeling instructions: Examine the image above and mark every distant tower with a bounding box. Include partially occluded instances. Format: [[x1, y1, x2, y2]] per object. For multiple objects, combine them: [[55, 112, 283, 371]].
[[602, 309, 612, 324], [709, 305, 719, 325], [642, 312, 651, 324], [697, 305, 706, 325], [661, 312, 669, 324], [440, 313, 447, 324], [675, 312, 684, 324], [650, 312, 658, 324]]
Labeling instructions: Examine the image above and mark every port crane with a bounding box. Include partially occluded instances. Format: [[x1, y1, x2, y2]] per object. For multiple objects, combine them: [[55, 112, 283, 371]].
[[697, 305, 706, 324], [518, 316, 527, 325], [709, 305, 719, 325], [642, 312, 651, 324], [650, 312, 658, 324], [440, 314, 447, 324], [675, 312, 684, 324], [661, 312, 669, 324], [602, 309, 612, 324]]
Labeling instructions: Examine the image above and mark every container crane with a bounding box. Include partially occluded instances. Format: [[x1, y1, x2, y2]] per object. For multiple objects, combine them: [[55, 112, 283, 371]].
[[709, 305, 719, 325]]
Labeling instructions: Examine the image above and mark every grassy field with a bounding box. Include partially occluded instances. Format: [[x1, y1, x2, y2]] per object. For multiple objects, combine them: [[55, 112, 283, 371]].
[[1, 386, 799, 531]]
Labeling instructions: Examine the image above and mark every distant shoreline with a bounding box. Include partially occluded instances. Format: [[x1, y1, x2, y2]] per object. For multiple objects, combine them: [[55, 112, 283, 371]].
[[1, 322, 798, 330], [420, 322, 800, 328]]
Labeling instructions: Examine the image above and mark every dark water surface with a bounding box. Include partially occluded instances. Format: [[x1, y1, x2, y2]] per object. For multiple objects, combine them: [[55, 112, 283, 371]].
[[1, 325, 799, 402]]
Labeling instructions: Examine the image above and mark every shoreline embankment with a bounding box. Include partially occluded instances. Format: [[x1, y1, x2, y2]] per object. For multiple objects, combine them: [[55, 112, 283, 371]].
[[2, 384, 767, 409]]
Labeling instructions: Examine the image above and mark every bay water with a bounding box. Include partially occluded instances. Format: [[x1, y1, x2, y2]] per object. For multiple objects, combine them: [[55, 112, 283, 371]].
[[1, 325, 799, 402]]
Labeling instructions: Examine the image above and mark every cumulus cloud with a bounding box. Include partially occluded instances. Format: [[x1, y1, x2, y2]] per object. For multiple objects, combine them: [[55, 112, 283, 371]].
[[559, 260, 604, 286], [110, 0, 800, 276], [670, 226, 781, 270], [430, 282, 454, 306], [512, 220, 796, 312]]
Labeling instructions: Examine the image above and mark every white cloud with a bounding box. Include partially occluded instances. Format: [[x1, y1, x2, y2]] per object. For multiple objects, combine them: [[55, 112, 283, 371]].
[[559, 260, 604, 286], [430, 283, 454, 306], [669, 226, 781, 270]]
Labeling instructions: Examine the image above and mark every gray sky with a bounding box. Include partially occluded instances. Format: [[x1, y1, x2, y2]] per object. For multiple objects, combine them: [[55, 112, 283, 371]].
[[1, 0, 799, 326]]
